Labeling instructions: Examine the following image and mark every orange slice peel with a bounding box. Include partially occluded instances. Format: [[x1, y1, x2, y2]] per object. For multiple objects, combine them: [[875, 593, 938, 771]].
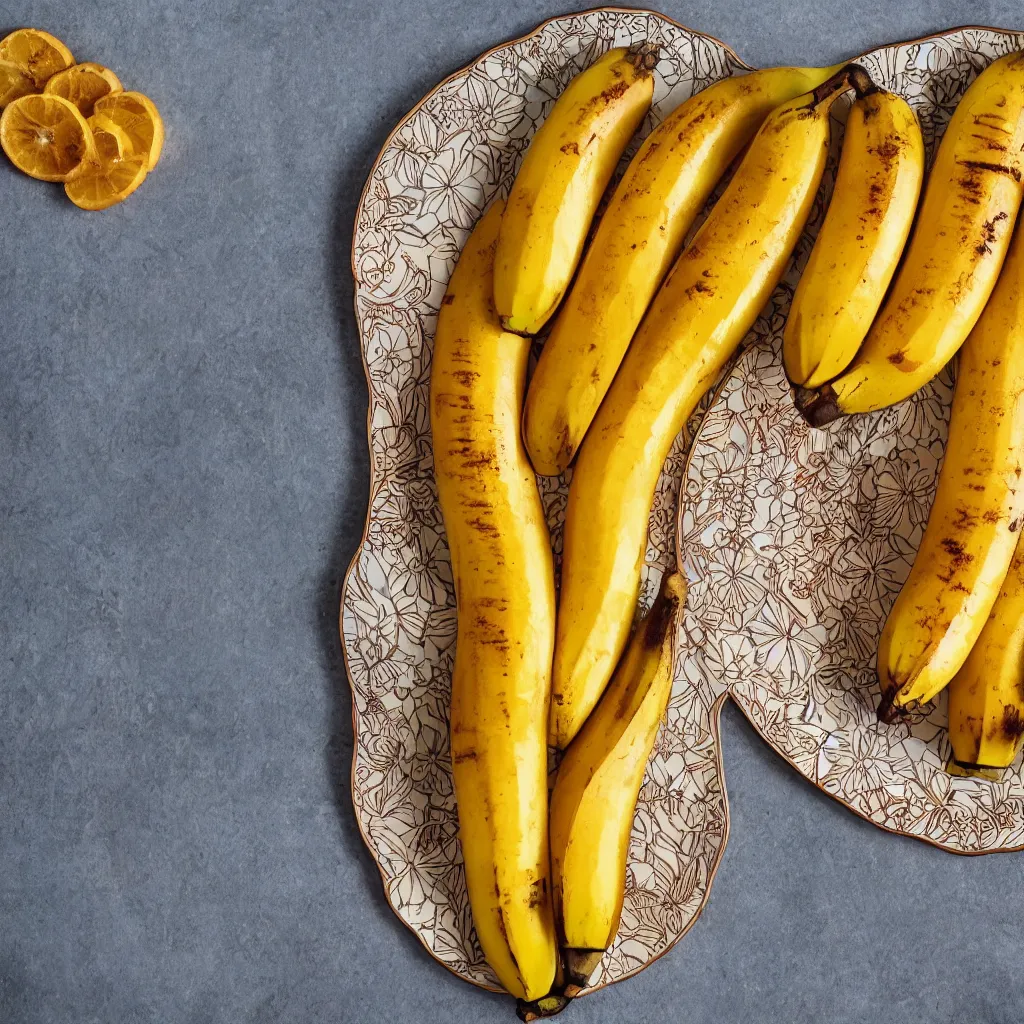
[[94, 90, 162, 168], [0, 28, 73, 89], [44, 62, 122, 116], [0, 92, 94, 181], [0, 59, 36, 108], [88, 113, 130, 159], [65, 111, 148, 210]]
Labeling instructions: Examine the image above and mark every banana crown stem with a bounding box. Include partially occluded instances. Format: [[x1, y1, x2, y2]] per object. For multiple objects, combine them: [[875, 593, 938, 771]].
[[847, 63, 880, 98], [808, 62, 876, 108]]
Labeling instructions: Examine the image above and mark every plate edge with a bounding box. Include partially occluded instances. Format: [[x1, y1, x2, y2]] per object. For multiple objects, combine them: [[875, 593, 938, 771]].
[[339, 9, 1024, 997]]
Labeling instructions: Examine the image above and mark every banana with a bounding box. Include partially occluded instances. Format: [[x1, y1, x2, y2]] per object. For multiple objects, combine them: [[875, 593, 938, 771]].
[[550, 572, 686, 997], [876, 215, 1024, 723], [551, 66, 861, 750], [798, 51, 1024, 425], [947, 533, 1024, 778], [523, 62, 845, 476], [430, 201, 557, 1000], [783, 87, 924, 389], [494, 44, 657, 336]]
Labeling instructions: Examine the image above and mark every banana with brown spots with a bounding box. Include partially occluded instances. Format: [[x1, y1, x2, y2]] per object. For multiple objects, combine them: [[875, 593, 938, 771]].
[[947, 532, 1024, 778], [783, 86, 924, 389], [877, 215, 1024, 723], [798, 51, 1024, 425], [494, 45, 657, 337], [547, 573, 685, 1006], [551, 66, 861, 751], [431, 200, 557, 1001]]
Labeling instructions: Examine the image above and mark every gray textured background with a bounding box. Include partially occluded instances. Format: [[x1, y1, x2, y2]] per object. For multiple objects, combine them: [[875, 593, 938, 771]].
[[4, 1, 1024, 1022]]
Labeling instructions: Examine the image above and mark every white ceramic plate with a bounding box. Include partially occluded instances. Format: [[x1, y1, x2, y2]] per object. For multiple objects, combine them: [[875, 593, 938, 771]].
[[342, 7, 1024, 997]]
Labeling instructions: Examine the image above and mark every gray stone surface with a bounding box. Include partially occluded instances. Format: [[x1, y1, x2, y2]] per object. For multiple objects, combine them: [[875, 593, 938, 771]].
[[4, 1, 1024, 1021]]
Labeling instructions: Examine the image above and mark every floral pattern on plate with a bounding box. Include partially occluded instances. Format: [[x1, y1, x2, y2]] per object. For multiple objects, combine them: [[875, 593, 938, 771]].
[[680, 25, 1024, 856], [342, 6, 1024, 998]]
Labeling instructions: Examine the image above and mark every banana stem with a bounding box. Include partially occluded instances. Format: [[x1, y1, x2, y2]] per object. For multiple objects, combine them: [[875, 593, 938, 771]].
[[847, 63, 880, 98], [810, 62, 877, 107]]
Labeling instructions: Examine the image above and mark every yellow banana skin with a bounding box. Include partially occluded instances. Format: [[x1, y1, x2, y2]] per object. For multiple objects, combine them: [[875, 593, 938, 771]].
[[784, 88, 924, 389], [800, 51, 1024, 424], [945, 230, 1024, 770], [549, 572, 685, 997], [430, 201, 557, 1000], [551, 67, 857, 750], [524, 62, 844, 476], [494, 45, 656, 336], [877, 218, 1024, 723], [947, 533, 1024, 777]]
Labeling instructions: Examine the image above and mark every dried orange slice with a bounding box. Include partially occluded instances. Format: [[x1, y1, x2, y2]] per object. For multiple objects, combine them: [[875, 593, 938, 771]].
[[44, 62, 121, 116], [0, 59, 35, 107], [94, 90, 163, 168], [65, 114, 148, 210], [0, 92, 93, 181], [0, 28, 73, 89], [88, 113, 130, 159]]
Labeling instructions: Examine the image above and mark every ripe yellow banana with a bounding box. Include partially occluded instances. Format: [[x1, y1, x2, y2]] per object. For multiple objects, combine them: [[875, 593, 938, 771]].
[[523, 62, 844, 475], [550, 572, 685, 997], [551, 66, 860, 750], [783, 87, 924, 389], [799, 51, 1024, 425], [430, 201, 557, 1000], [876, 216, 1024, 723], [947, 533, 1024, 778], [494, 44, 656, 336]]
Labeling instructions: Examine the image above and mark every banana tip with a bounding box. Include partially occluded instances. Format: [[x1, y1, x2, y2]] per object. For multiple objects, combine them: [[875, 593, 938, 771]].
[[946, 757, 1005, 781], [627, 40, 661, 72], [563, 948, 605, 990], [876, 686, 903, 724], [516, 992, 572, 1021], [794, 384, 843, 428], [499, 315, 535, 337]]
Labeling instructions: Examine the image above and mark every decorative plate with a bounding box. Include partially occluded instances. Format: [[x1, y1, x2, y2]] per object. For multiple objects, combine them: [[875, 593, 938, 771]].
[[679, 25, 1024, 856], [341, 7, 1024, 999]]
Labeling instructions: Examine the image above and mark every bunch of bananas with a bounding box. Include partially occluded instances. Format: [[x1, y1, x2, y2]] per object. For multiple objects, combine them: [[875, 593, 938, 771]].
[[430, 40, 1024, 1017], [778, 51, 1024, 775], [792, 51, 1024, 422], [876, 208, 1024, 774]]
